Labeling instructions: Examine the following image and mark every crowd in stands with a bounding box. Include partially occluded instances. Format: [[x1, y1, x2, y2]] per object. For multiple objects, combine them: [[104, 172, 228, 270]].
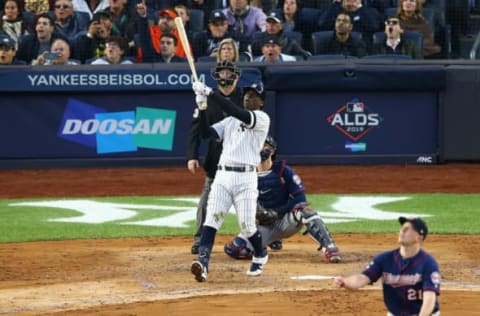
[[0, 0, 477, 65]]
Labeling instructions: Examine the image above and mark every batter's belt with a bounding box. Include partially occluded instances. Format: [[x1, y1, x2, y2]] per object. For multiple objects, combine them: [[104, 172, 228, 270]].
[[217, 165, 256, 172]]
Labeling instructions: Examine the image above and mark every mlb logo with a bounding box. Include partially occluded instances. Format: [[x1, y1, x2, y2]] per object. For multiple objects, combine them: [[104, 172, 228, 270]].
[[346, 102, 364, 113]]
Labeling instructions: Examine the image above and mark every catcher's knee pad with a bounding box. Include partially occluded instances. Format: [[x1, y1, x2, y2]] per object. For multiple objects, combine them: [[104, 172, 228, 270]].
[[224, 237, 252, 260]]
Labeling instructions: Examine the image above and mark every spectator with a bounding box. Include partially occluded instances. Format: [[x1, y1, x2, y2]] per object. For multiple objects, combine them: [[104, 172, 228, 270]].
[[24, 0, 51, 15], [74, 11, 116, 63], [136, 4, 189, 62], [372, 16, 422, 59], [254, 35, 296, 63], [318, 0, 382, 47], [174, 3, 193, 40], [104, 0, 136, 51], [31, 37, 79, 64], [251, 11, 310, 58], [279, 0, 317, 54], [0, 0, 31, 49], [396, 0, 441, 58], [90, 35, 133, 64], [223, 0, 267, 39], [316, 12, 367, 57], [72, 0, 109, 19], [0, 34, 25, 64], [16, 13, 67, 63], [216, 37, 242, 62], [192, 9, 250, 59], [281, 0, 299, 32], [52, 0, 89, 42], [155, 32, 187, 63]]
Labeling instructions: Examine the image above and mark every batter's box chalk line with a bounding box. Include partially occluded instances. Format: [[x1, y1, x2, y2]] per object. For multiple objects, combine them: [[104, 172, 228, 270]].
[[290, 275, 336, 281]]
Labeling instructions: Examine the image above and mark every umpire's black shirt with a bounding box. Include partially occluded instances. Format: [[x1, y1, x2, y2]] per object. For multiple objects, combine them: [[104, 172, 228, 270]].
[[186, 87, 243, 179]]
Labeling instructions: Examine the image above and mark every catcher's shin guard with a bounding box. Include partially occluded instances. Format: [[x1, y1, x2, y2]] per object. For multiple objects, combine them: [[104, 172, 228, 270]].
[[299, 210, 341, 263]]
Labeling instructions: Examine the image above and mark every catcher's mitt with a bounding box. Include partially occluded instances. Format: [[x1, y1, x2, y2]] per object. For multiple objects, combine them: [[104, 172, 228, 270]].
[[256, 203, 278, 225]]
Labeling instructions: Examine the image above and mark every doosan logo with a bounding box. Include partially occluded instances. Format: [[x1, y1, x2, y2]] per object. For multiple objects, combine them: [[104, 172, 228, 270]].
[[62, 118, 172, 135], [57, 98, 176, 154]]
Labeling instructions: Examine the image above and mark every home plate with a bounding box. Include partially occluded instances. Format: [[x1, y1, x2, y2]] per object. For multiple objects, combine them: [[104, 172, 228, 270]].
[[290, 275, 336, 281]]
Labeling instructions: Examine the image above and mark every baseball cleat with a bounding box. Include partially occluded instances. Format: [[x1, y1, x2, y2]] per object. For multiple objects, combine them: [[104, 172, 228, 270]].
[[323, 244, 341, 263], [191, 260, 208, 282], [247, 253, 268, 276]]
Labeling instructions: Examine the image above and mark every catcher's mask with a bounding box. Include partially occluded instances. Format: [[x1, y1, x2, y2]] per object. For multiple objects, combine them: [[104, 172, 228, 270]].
[[261, 134, 277, 161], [211, 60, 240, 87]]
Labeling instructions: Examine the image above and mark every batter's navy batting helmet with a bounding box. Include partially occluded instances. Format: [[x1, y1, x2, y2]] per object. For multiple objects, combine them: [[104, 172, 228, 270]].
[[243, 81, 265, 100]]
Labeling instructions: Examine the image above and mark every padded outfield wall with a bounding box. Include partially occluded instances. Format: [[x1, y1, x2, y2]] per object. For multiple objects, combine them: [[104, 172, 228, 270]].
[[0, 61, 477, 168]]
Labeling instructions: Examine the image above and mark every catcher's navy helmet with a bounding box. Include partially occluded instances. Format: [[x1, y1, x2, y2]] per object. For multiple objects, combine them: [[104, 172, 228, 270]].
[[265, 134, 277, 150], [261, 134, 277, 161]]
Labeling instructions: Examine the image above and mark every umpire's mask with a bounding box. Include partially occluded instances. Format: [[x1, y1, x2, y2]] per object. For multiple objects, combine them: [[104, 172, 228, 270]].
[[211, 60, 240, 87]]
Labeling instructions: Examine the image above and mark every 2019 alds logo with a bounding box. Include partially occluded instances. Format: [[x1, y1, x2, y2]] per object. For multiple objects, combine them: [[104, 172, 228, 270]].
[[327, 99, 382, 141]]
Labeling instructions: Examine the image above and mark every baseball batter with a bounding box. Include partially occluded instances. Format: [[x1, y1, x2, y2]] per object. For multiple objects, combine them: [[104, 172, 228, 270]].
[[224, 135, 341, 263], [334, 217, 441, 316], [190, 70, 270, 282], [186, 60, 243, 255]]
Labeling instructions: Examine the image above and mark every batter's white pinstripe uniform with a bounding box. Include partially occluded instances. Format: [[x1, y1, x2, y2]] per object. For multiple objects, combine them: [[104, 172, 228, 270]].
[[204, 110, 270, 237]]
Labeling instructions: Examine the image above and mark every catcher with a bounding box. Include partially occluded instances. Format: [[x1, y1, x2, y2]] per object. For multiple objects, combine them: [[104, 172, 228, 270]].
[[224, 136, 341, 263]]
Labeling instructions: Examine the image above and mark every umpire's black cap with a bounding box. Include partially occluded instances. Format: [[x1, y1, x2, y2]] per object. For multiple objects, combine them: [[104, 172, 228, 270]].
[[399, 216, 428, 240]]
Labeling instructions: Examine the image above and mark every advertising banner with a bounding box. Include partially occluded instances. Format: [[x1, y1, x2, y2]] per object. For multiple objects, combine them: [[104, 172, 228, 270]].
[[274, 91, 438, 163], [0, 65, 261, 92], [1, 92, 195, 158]]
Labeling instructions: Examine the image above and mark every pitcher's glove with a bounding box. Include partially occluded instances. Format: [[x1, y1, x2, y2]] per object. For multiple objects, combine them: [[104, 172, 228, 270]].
[[256, 204, 278, 226]]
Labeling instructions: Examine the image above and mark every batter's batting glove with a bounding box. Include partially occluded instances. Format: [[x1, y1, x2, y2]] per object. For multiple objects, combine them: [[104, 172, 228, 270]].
[[195, 94, 208, 110], [192, 81, 213, 96]]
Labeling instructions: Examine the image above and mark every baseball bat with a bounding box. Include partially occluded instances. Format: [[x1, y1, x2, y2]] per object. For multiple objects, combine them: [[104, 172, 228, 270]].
[[174, 17, 199, 82]]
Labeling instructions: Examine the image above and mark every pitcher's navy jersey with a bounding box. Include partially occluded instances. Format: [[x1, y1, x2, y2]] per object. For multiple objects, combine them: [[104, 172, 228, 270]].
[[362, 248, 441, 316], [257, 160, 306, 215]]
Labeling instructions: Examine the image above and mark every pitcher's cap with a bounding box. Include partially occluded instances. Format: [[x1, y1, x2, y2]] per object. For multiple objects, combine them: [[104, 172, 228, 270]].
[[399, 216, 428, 239]]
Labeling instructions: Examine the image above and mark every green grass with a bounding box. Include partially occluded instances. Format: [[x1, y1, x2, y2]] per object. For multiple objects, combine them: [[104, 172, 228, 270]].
[[0, 194, 478, 243]]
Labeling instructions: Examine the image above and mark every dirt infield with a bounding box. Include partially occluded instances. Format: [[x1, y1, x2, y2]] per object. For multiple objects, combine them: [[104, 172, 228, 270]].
[[0, 164, 479, 315]]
